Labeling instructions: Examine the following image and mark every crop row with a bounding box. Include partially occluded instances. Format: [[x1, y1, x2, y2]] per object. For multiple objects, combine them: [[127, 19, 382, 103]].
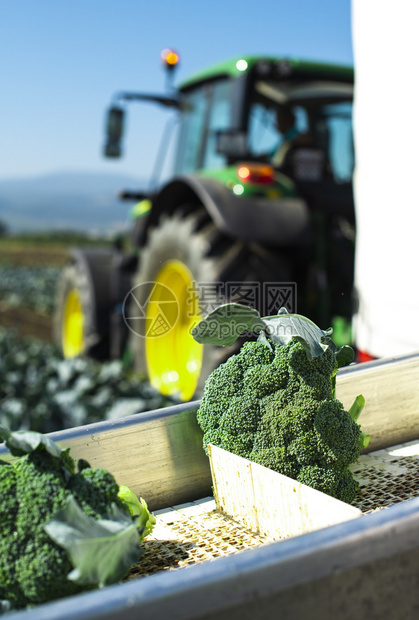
[[0, 264, 61, 316], [0, 328, 174, 434]]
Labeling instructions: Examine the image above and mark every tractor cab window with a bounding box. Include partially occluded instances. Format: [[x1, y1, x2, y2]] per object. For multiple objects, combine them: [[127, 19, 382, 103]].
[[175, 79, 233, 174], [175, 87, 209, 174], [312, 101, 354, 183], [202, 80, 232, 169], [247, 79, 353, 182], [248, 102, 308, 158]]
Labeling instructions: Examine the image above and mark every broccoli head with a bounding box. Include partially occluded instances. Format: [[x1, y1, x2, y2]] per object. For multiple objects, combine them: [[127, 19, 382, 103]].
[[0, 426, 154, 611], [197, 336, 364, 504]]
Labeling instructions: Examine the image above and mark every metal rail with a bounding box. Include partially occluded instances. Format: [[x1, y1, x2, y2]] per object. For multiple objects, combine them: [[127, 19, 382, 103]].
[[0, 400, 210, 511], [6, 497, 419, 620], [337, 351, 419, 451]]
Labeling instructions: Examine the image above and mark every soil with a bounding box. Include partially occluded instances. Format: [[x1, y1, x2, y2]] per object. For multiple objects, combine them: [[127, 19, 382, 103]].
[[0, 303, 53, 342]]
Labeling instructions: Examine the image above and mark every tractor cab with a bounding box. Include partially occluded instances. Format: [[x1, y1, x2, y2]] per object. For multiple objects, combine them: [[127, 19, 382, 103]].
[[176, 57, 354, 188]]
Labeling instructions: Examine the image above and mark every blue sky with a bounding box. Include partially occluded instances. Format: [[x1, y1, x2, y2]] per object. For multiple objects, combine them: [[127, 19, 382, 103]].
[[0, 0, 353, 182]]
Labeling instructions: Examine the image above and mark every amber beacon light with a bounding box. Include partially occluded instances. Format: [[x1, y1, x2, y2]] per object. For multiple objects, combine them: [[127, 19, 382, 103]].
[[161, 48, 180, 71]]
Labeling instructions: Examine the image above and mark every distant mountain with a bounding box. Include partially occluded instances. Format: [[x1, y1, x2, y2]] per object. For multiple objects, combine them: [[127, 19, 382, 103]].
[[0, 171, 148, 234]]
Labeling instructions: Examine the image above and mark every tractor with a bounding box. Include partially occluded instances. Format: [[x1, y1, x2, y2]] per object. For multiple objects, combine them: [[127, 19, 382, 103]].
[[55, 51, 355, 400]]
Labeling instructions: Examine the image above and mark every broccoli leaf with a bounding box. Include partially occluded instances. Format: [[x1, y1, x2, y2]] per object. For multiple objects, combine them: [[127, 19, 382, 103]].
[[44, 495, 141, 587], [348, 395, 370, 449], [359, 432, 371, 449], [191, 303, 357, 364], [349, 395, 371, 449], [257, 330, 273, 351], [348, 394, 365, 423], [335, 345, 355, 368], [192, 303, 331, 360], [191, 303, 265, 346], [322, 337, 354, 368], [0, 424, 63, 458], [262, 308, 329, 360], [118, 485, 156, 542]]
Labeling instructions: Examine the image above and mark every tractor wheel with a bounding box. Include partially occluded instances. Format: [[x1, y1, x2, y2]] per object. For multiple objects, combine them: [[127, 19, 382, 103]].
[[54, 250, 114, 361], [125, 211, 291, 401]]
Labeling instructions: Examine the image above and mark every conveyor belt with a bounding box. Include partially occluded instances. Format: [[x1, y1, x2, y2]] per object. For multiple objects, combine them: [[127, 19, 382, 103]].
[[124, 497, 270, 580], [351, 440, 419, 513], [124, 439, 419, 582]]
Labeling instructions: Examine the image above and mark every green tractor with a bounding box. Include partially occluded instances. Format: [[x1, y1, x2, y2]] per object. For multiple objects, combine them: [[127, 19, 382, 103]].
[[55, 52, 355, 401]]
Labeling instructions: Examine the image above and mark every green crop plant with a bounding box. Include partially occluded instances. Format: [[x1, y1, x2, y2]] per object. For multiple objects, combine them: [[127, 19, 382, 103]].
[[193, 304, 369, 504]]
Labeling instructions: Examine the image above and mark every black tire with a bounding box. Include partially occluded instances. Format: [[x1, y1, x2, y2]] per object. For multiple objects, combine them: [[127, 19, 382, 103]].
[[54, 250, 114, 361], [126, 211, 291, 400]]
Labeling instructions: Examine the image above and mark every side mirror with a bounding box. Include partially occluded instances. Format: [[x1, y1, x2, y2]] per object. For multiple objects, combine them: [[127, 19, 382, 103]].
[[216, 129, 248, 159], [104, 106, 125, 158]]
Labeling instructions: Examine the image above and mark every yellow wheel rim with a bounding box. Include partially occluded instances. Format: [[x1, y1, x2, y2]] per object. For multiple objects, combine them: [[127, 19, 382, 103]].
[[62, 289, 85, 358], [145, 260, 203, 401]]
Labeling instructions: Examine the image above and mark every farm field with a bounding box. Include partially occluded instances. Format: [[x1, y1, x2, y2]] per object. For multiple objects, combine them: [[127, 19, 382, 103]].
[[0, 247, 64, 341], [0, 233, 113, 339], [0, 235, 174, 433]]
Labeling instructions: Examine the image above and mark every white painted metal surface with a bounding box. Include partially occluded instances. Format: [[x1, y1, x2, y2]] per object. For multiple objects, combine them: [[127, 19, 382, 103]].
[[209, 445, 361, 540], [352, 0, 419, 358]]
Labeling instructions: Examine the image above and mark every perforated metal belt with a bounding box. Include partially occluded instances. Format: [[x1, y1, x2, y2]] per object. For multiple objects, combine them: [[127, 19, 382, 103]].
[[124, 439, 419, 582]]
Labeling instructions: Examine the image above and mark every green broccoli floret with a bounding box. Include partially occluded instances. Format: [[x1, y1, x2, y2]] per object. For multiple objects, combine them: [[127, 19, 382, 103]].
[[0, 449, 80, 609], [197, 337, 364, 504], [0, 460, 20, 607], [67, 466, 127, 519], [197, 341, 269, 456], [0, 426, 153, 611]]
